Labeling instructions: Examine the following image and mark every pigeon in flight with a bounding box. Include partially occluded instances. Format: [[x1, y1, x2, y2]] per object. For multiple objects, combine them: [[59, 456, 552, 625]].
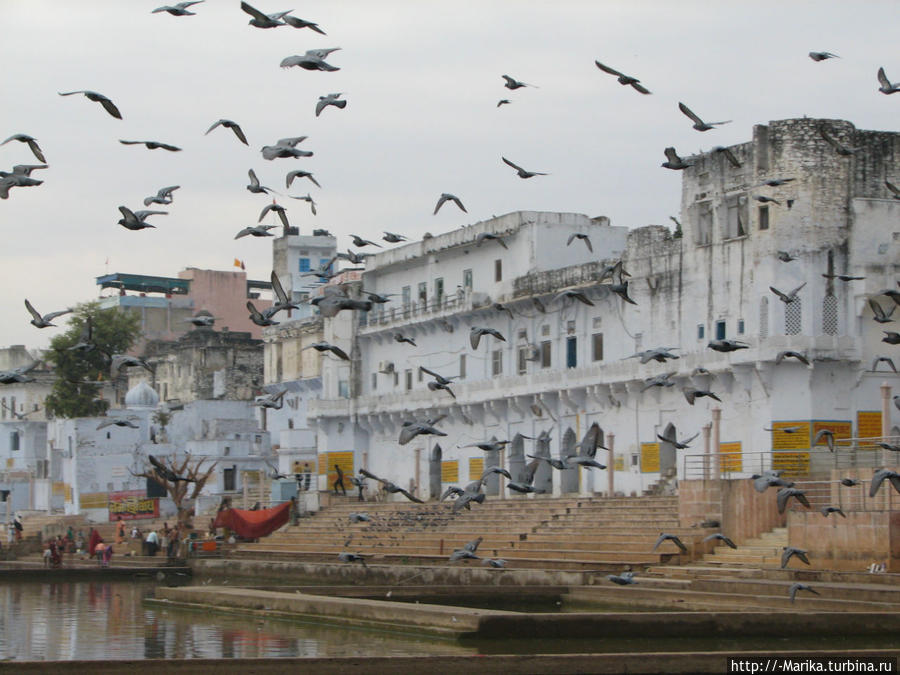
[[703, 533, 737, 549], [657, 429, 699, 450], [877, 441, 900, 453], [883, 331, 900, 345], [820, 506, 846, 518], [652, 533, 688, 554], [682, 386, 721, 405], [337, 552, 368, 567], [286, 170, 320, 189], [470, 326, 505, 349], [607, 572, 637, 585], [822, 273, 864, 282], [316, 93, 346, 117], [246, 169, 273, 195], [642, 373, 676, 393], [775, 351, 810, 366], [501, 156, 547, 179], [383, 232, 408, 243], [627, 347, 679, 364], [240, 2, 289, 28], [0, 164, 46, 178], [840, 477, 861, 487], [235, 224, 276, 239], [789, 583, 820, 603], [281, 14, 326, 33], [507, 458, 546, 494], [777, 488, 811, 513], [303, 342, 350, 361], [280, 48, 342, 72], [770, 283, 806, 304], [110, 354, 153, 375], [1, 135, 46, 163], [0, 361, 39, 385], [886, 180, 900, 200], [497, 99, 511, 107], [594, 61, 651, 94], [661, 147, 690, 170], [205, 119, 248, 145], [259, 202, 289, 229], [567, 233, 593, 252], [712, 146, 741, 168], [818, 126, 856, 156], [247, 300, 278, 326], [475, 232, 507, 249], [261, 137, 313, 160], [97, 418, 139, 430], [268, 271, 299, 317], [877, 67, 900, 95], [434, 193, 467, 215], [289, 193, 317, 215], [754, 195, 780, 205], [152, 1, 204, 16], [117, 206, 166, 231], [501, 75, 536, 90], [143, 185, 180, 206], [254, 390, 286, 409], [184, 313, 215, 327], [393, 333, 416, 346], [120, 139, 181, 152], [752, 472, 794, 493], [872, 356, 897, 373], [350, 234, 381, 248], [554, 289, 594, 307], [0, 173, 41, 199], [776, 251, 797, 262], [869, 469, 900, 497], [359, 468, 423, 502], [419, 367, 457, 386], [678, 102, 731, 131], [761, 178, 796, 187], [808, 51, 839, 61], [361, 290, 393, 303], [58, 90, 122, 119], [609, 280, 637, 305], [708, 339, 749, 353], [781, 547, 810, 569], [25, 300, 71, 329]]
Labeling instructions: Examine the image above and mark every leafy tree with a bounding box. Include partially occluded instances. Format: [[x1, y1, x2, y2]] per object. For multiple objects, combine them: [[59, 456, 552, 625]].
[[44, 302, 142, 418]]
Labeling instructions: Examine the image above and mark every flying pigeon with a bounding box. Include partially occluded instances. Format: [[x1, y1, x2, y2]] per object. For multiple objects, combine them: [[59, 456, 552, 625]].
[[58, 90, 122, 119]]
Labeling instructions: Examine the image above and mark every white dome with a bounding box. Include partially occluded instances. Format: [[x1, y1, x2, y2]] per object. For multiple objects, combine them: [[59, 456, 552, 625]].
[[124, 380, 159, 409]]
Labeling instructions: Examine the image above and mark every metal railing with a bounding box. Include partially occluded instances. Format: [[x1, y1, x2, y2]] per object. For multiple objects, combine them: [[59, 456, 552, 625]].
[[361, 294, 466, 329]]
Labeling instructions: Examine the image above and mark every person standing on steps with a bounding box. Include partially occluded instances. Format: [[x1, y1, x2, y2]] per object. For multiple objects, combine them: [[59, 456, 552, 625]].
[[333, 464, 346, 496]]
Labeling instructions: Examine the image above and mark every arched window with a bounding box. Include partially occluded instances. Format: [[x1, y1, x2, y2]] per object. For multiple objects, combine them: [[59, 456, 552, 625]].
[[785, 298, 802, 335], [822, 294, 838, 335], [759, 297, 769, 339]]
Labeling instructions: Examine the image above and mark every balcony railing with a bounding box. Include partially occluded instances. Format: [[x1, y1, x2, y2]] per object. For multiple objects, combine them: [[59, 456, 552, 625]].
[[360, 293, 468, 330]]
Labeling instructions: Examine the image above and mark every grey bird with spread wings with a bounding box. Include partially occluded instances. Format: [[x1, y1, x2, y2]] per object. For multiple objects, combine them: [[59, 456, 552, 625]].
[[25, 300, 71, 328], [475, 232, 507, 249], [567, 233, 593, 252], [303, 342, 350, 361], [58, 90, 122, 119], [419, 367, 457, 386], [254, 389, 286, 410], [870, 469, 900, 497], [259, 202, 289, 229], [280, 48, 342, 72], [470, 327, 505, 349], [399, 416, 447, 446], [657, 429, 699, 450], [566, 423, 607, 470], [809, 51, 839, 61], [594, 60, 651, 94], [628, 347, 679, 364], [235, 224, 276, 240], [153, 1, 204, 16], [286, 170, 320, 189], [819, 126, 857, 155], [434, 193, 466, 215], [770, 283, 806, 304], [652, 533, 687, 553], [712, 146, 741, 167], [789, 583, 819, 603], [247, 300, 278, 326], [268, 271, 299, 317], [502, 156, 547, 179], [812, 429, 837, 451], [877, 67, 900, 95], [642, 372, 677, 392], [247, 169, 273, 195], [752, 471, 795, 493], [97, 418, 139, 430], [110, 354, 153, 375], [777, 487, 811, 513], [206, 119, 248, 145], [678, 102, 731, 131], [359, 468, 423, 503], [703, 533, 737, 549], [316, 93, 346, 117], [119, 139, 181, 152], [118, 207, 166, 231], [1, 134, 46, 163], [0, 361, 39, 385], [776, 351, 810, 366], [682, 386, 721, 405], [143, 185, 180, 206], [261, 136, 312, 160], [554, 289, 594, 307], [782, 546, 810, 569], [507, 458, 546, 494], [240, 2, 288, 28], [661, 147, 690, 170], [501, 75, 536, 90]]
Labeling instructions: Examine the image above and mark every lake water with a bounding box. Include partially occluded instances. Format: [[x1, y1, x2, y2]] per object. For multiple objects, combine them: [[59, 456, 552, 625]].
[[0, 580, 472, 661]]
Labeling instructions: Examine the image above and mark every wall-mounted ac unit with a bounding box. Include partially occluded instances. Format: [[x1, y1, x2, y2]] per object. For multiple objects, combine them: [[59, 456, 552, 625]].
[[378, 361, 395, 374]]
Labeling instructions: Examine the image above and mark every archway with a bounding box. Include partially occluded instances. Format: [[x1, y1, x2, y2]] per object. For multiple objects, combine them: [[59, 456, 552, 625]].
[[659, 422, 677, 475], [533, 432, 553, 495], [560, 428, 579, 493], [429, 443, 442, 501], [508, 433, 526, 496], [484, 447, 500, 496]]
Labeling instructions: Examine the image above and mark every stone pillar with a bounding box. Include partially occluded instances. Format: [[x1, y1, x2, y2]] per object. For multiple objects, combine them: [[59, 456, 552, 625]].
[[711, 408, 721, 478], [499, 448, 506, 499], [702, 424, 712, 480], [414, 447, 421, 500], [881, 381, 892, 467], [606, 432, 615, 497]]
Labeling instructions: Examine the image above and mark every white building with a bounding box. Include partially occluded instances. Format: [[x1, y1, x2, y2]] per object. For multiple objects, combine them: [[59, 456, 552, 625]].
[[303, 118, 900, 501]]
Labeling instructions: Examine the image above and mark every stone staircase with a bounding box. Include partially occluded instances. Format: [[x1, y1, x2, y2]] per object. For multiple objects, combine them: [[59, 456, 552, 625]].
[[230, 495, 710, 571], [695, 527, 790, 568]]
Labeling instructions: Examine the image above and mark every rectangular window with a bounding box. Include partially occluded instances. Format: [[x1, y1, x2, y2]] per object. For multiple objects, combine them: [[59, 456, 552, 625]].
[[434, 278, 444, 306], [9, 432, 19, 452], [338, 380, 349, 398], [459, 354, 466, 380], [716, 320, 726, 340], [494, 259, 502, 282], [737, 319, 745, 335], [697, 324, 705, 340], [402, 285, 411, 306], [540, 341, 552, 368], [405, 369, 413, 390], [724, 195, 747, 239], [224, 467, 236, 491], [517, 347, 528, 374], [592, 333, 604, 361], [298, 258, 311, 273], [417, 367, 423, 382], [541, 324, 550, 337], [371, 373, 377, 390], [393, 372, 399, 387], [696, 202, 712, 245], [417, 282, 427, 305], [566, 337, 577, 368], [492, 349, 503, 376], [566, 320, 576, 335], [759, 205, 769, 230], [463, 269, 473, 290]]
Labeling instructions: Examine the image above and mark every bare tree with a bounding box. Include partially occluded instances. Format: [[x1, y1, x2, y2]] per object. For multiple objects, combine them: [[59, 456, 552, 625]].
[[135, 454, 218, 527]]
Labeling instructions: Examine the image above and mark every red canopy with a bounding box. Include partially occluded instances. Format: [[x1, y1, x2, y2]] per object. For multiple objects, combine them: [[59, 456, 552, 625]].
[[213, 501, 290, 539]]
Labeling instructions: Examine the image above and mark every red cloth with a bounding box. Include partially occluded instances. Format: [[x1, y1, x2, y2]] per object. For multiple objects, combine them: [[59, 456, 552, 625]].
[[88, 530, 102, 556], [213, 501, 290, 539]]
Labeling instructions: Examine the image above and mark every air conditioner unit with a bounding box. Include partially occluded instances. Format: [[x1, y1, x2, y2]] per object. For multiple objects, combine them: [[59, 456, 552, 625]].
[[378, 361, 395, 374], [524, 344, 541, 361]]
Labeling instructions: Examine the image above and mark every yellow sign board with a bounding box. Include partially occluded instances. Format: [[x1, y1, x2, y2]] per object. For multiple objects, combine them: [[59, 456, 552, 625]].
[[772, 451, 810, 477], [317, 453, 328, 476], [614, 455, 624, 472], [5, 459, 12, 469], [79, 492, 108, 509], [441, 460, 459, 483], [325, 451, 354, 487], [640, 442, 660, 473], [720, 441, 742, 473], [857, 411, 882, 447], [52, 481, 66, 497], [468, 457, 484, 481], [769, 421, 811, 450], [812, 420, 852, 448]]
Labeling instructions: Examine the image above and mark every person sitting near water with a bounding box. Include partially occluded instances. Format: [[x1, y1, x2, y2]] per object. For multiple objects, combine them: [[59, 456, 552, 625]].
[[115, 516, 126, 544]]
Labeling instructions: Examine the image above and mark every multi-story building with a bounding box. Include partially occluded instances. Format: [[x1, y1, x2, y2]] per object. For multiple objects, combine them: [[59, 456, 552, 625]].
[[304, 118, 900, 501]]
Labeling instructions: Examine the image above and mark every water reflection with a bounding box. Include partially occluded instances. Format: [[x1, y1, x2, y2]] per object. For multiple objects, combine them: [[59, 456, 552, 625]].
[[0, 581, 473, 661]]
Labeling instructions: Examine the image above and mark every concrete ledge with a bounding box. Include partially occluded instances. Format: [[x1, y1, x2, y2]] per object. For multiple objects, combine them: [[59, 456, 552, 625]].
[[5, 651, 900, 675], [0, 566, 191, 581]]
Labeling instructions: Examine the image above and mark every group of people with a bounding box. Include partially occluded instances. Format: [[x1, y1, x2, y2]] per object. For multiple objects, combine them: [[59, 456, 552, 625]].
[[294, 463, 313, 492], [5, 513, 23, 549]]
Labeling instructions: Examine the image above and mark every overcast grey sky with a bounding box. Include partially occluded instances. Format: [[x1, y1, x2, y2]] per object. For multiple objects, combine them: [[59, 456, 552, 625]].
[[1, 0, 897, 349]]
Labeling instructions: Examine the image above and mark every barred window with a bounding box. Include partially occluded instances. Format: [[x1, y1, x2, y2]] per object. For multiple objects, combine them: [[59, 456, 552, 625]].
[[822, 294, 838, 335], [785, 298, 802, 335], [759, 297, 769, 339]]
